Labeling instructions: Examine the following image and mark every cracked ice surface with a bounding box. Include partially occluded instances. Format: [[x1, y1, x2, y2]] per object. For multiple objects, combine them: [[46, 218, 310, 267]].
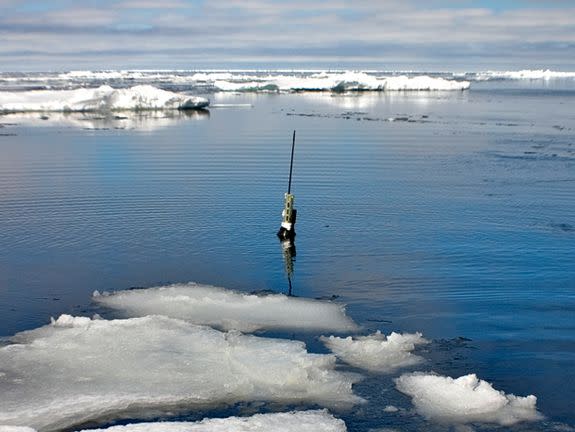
[[0, 315, 360, 431]]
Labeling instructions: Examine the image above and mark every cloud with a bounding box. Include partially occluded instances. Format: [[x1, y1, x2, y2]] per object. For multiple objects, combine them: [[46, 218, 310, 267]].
[[117, 0, 188, 9], [0, 0, 574, 70]]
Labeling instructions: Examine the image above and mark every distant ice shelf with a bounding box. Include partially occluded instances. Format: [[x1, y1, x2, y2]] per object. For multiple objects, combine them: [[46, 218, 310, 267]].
[[0, 85, 209, 112], [476, 69, 575, 80]]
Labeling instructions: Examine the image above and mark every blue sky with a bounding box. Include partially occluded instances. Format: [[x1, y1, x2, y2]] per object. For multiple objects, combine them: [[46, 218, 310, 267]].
[[0, 0, 574, 71]]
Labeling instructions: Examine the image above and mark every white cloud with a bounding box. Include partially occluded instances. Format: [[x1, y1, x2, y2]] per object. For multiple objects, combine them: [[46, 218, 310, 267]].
[[0, 0, 574, 69], [117, 0, 188, 9]]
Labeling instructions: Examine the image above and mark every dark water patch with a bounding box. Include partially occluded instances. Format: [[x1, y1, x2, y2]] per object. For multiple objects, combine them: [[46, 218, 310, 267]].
[[286, 111, 432, 123], [489, 151, 575, 162], [549, 222, 574, 233]]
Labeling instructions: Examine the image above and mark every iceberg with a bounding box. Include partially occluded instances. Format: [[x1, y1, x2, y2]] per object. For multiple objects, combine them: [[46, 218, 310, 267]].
[[0, 315, 360, 431], [0, 85, 209, 113], [395, 372, 542, 426], [320, 331, 428, 373], [93, 283, 358, 333], [69, 410, 347, 432]]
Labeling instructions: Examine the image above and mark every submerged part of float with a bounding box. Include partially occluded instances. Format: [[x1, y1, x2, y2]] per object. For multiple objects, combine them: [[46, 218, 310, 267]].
[[277, 130, 297, 240]]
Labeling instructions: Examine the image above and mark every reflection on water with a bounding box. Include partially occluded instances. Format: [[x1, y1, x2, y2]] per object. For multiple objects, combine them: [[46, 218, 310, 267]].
[[0, 109, 209, 131], [300, 90, 470, 110]]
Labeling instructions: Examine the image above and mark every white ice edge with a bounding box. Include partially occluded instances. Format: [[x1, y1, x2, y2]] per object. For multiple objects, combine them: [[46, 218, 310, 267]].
[[92, 283, 359, 333], [395, 372, 543, 426], [0, 315, 361, 431], [0, 85, 209, 113], [320, 331, 429, 373]]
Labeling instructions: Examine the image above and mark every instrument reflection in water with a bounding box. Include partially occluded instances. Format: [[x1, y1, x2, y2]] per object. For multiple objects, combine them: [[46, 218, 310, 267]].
[[280, 239, 296, 296]]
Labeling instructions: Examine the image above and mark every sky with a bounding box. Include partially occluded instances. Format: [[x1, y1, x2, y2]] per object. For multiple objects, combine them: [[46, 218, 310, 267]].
[[1, 0, 574, 71]]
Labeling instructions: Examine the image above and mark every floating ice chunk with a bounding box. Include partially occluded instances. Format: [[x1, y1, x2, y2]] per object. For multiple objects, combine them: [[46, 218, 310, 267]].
[[93, 283, 358, 333], [395, 372, 542, 425], [0, 315, 360, 431], [70, 410, 346, 432], [50, 314, 91, 327], [0, 85, 209, 112], [320, 331, 428, 373]]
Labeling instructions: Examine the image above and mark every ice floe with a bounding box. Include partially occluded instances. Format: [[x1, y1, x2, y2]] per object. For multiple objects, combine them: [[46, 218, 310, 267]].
[[212, 71, 469, 92], [93, 283, 359, 333], [320, 331, 428, 373], [0, 314, 360, 431], [395, 372, 542, 426], [69, 410, 347, 432], [0, 85, 209, 113]]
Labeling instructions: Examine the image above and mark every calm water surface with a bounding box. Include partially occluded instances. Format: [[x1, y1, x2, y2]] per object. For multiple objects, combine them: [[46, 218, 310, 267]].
[[1, 82, 574, 430]]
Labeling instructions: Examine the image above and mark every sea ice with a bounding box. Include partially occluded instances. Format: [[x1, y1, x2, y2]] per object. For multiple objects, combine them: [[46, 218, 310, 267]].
[[71, 410, 346, 432], [320, 331, 428, 373], [0, 85, 209, 112], [212, 72, 469, 92], [477, 69, 575, 80], [395, 372, 542, 425], [0, 315, 360, 431], [0, 427, 37, 432], [93, 283, 358, 333]]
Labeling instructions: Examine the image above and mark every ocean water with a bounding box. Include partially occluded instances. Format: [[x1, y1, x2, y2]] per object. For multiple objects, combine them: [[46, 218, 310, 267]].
[[0, 74, 574, 431]]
